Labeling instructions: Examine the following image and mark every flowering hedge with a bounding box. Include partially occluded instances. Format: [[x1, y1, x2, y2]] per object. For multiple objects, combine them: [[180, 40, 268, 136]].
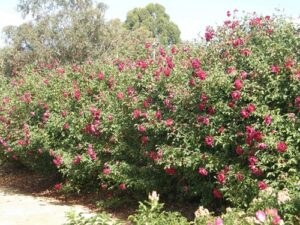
[[0, 11, 299, 222]]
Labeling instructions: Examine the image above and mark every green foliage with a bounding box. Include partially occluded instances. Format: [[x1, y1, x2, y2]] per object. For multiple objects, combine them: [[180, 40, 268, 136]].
[[65, 211, 123, 225], [124, 3, 181, 45]]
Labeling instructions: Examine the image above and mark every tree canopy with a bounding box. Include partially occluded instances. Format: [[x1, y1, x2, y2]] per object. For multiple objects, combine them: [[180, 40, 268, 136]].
[[124, 3, 181, 45], [0, 0, 151, 75]]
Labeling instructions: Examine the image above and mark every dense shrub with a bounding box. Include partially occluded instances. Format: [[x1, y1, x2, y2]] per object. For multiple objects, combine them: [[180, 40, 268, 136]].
[[0, 11, 299, 223]]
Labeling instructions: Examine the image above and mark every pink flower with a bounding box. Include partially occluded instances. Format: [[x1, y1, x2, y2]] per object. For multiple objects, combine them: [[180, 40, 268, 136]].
[[272, 216, 282, 225], [215, 217, 223, 225], [234, 79, 243, 90], [258, 181, 267, 190], [271, 65, 280, 74], [138, 125, 146, 132], [132, 109, 141, 119], [196, 69, 207, 80], [257, 143, 267, 150], [277, 142, 287, 153], [98, 72, 104, 80], [217, 172, 226, 185], [231, 91, 241, 101], [165, 118, 173, 127], [198, 167, 208, 176], [103, 168, 111, 175], [241, 48, 251, 56], [191, 59, 201, 69], [155, 110, 162, 120], [264, 115, 272, 126], [204, 136, 214, 147], [205, 26, 215, 41], [119, 183, 126, 190], [73, 155, 82, 165], [240, 71, 248, 79], [247, 104, 256, 113], [116, 92, 124, 100], [74, 89, 81, 101], [240, 109, 250, 119], [226, 10, 231, 17], [53, 156, 63, 167], [118, 62, 124, 71], [233, 38, 244, 48], [227, 66, 235, 74], [256, 210, 266, 223], [63, 123, 69, 130], [164, 67, 171, 77]]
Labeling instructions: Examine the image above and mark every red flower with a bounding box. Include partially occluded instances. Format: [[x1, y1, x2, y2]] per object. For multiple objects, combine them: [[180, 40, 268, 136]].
[[227, 10, 231, 17], [204, 136, 214, 147], [258, 181, 267, 190], [54, 183, 62, 191], [165, 167, 176, 175], [74, 89, 81, 101], [235, 146, 244, 155], [213, 188, 222, 199], [198, 167, 208, 176], [198, 103, 206, 111], [277, 142, 287, 153], [235, 172, 244, 182]]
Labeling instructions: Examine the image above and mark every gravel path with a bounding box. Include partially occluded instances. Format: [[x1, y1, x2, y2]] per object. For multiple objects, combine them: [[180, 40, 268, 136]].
[[0, 163, 93, 225]]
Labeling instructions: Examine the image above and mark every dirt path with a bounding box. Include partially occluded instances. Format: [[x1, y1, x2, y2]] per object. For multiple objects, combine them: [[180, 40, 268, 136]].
[[0, 187, 92, 225], [0, 163, 93, 225]]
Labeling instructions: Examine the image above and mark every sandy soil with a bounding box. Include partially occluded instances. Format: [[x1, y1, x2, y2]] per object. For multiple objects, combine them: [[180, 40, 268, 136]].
[[0, 163, 93, 225]]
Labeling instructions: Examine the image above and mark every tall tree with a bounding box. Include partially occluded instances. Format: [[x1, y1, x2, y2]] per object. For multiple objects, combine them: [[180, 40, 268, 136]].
[[1, 0, 148, 75], [124, 3, 181, 45]]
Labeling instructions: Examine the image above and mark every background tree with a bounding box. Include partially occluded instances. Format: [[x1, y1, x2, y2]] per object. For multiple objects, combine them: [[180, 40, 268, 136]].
[[124, 3, 181, 46], [0, 0, 152, 75]]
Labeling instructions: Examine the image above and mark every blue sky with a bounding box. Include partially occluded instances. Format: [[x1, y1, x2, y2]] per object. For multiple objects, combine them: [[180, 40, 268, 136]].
[[0, 0, 299, 43]]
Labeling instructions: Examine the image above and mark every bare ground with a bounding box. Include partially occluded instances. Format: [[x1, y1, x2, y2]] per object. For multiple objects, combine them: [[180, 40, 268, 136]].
[[0, 162, 93, 225]]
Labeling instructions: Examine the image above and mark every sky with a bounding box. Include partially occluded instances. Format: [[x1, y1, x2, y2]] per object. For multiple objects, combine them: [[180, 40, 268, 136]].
[[0, 0, 299, 45]]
